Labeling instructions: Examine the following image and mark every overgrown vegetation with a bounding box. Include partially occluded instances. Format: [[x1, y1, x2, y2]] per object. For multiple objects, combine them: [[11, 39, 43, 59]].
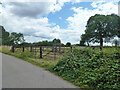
[[52, 47, 120, 89], [1, 46, 120, 89]]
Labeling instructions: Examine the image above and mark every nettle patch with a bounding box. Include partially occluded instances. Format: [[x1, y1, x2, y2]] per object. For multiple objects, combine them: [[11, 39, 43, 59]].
[[52, 48, 120, 89]]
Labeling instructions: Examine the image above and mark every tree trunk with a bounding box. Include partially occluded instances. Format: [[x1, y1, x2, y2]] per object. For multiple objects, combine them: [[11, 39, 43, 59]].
[[99, 30, 103, 47], [100, 38, 103, 47], [87, 41, 89, 47]]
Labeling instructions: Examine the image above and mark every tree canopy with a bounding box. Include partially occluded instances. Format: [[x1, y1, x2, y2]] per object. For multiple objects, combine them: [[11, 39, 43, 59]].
[[21, 39, 62, 46], [0, 26, 10, 45], [80, 14, 120, 46], [10, 32, 25, 45], [0, 25, 25, 46], [53, 38, 61, 44], [66, 42, 71, 47]]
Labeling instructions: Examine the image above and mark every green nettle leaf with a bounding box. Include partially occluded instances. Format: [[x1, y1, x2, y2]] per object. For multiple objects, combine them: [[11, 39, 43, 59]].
[[52, 48, 120, 89]]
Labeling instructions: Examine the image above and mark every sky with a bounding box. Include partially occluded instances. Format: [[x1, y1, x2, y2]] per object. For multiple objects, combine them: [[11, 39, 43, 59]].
[[0, 0, 119, 44]]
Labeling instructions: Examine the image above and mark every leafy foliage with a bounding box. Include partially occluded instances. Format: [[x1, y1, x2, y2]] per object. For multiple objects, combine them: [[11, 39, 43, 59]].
[[53, 38, 61, 44], [80, 34, 88, 46], [66, 42, 71, 47], [21, 38, 62, 46], [10, 32, 25, 45], [0, 25, 25, 46], [80, 14, 120, 46], [52, 47, 120, 89], [0, 25, 10, 45]]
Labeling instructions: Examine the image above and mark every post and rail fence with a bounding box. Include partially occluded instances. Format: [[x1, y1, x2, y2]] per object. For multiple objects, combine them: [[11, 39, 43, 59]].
[[11, 46, 73, 60]]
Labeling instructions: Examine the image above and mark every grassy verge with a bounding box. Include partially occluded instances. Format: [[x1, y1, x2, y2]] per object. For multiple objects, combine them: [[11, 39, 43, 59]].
[[0, 46, 58, 70]]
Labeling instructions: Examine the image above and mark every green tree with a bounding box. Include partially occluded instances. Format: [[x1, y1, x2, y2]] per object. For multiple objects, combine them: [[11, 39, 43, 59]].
[[0, 25, 10, 45], [52, 38, 61, 46], [80, 34, 90, 46], [66, 42, 71, 47], [117, 15, 120, 38], [53, 38, 61, 43], [83, 14, 120, 47], [10, 32, 25, 45]]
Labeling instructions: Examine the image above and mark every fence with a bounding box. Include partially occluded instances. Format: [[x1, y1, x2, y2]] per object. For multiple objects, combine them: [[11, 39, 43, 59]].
[[11, 46, 72, 60]]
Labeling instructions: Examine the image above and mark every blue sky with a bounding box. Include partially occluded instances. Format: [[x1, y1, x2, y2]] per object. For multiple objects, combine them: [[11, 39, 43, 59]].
[[48, 2, 93, 29], [0, 0, 119, 45]]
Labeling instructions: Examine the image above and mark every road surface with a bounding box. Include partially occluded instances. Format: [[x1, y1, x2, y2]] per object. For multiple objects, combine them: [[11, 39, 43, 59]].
[[0, 53, 2, 89], [2, 53, 79, 88]]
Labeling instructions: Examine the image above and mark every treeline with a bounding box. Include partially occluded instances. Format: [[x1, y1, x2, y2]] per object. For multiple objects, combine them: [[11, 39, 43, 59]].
[[0, 25, 25, 46], [0, 26, 10, 45], [0, 26, 72, 47], [21, 39, 61, 46], [20, 39, 72, 47]]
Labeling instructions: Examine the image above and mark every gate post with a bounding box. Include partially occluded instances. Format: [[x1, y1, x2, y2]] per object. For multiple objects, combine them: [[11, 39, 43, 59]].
[[30, 46, 32, 52], [40, 46, 42, 58], [12, 46, 14, 53], [23, 47, 24, 52], [71, 46, 72, 52], [59, 45, 61, 53]]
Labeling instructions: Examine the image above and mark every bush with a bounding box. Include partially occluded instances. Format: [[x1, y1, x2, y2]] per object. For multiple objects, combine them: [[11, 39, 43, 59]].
[[52, 48, 120, 89]]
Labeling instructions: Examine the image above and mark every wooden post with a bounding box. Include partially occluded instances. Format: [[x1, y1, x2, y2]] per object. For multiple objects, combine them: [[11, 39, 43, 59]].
[[12, 46, 14, 53], [59, 45, 61, 53], [23, 47, 24, 52], [54, 46, 56, 60], [30, 46, 32, 52], [40, 46, 42, 58], [71, 46, 72, 52], [35, 47, 36, 58]]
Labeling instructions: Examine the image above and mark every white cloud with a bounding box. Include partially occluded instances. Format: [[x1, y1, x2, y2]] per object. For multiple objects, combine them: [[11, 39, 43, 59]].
[[1, 0, 85, 17], [1, 1, 119, 44], [66, 1, 118, 44], [0, 4, 2, 25], [50, 25, 81, 44], [49, 3, 62, 13], [3, 2, 61, 18], [2, 0, 68, 18], [7, 2, 52, 18], [1, 5, 55, 42]]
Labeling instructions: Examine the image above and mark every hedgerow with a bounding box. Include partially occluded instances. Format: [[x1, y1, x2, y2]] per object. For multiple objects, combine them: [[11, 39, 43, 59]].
[[52, 48, 120, 89]]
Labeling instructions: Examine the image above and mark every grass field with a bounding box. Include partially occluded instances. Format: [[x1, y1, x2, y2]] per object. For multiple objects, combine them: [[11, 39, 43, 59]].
[[1, 46, 120, 89]]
